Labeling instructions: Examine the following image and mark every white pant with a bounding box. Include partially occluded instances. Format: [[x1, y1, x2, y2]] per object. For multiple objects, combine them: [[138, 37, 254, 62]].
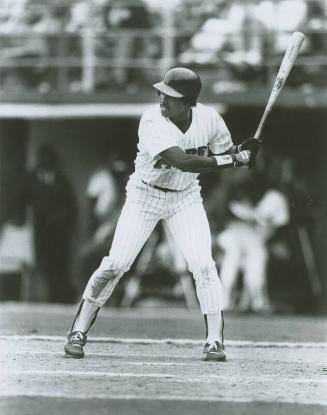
[[217, 221, 269, 311], [83, 178, 224, 314]]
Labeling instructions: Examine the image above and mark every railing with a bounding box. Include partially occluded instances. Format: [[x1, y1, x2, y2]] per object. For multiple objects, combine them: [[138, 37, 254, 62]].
[[0, 1, 326, 103]]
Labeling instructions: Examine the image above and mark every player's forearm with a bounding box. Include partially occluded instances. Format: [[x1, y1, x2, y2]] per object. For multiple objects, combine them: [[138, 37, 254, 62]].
[[176, 154, 235, 173], [160, 146, 250, 173]]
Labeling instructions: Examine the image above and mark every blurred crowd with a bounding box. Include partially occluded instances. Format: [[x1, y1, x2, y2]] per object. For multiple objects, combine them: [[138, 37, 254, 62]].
[[0, 143, 321, 313], [0, 0, 326, 94], [178, 0, 327, 92]]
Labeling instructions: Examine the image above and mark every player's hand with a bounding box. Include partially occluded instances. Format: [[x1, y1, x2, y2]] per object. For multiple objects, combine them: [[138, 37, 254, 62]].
[[238, 137, 262, 168], [233, 150, 251, 166], [238, 137, 262, 153]]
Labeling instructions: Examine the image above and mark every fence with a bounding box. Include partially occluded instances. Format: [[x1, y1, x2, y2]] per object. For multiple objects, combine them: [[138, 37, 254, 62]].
[[0, 1, 326, 100]]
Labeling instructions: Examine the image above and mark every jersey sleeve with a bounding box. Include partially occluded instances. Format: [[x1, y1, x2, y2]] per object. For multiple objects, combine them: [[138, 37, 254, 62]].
[[138, 112, 177, 159], [208, 110, 233, 154]]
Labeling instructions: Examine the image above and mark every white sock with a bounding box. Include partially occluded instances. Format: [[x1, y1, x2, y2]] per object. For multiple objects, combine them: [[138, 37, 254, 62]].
[[206, 313, 222, 344], [73, 300, 99, 333]]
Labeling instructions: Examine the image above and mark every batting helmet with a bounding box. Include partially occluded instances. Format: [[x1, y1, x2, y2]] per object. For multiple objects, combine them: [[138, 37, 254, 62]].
[[153, 67, 202, 106]]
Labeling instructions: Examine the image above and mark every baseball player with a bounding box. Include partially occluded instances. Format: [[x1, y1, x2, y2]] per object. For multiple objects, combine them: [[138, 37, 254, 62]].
[[64, 67, 261, 361]]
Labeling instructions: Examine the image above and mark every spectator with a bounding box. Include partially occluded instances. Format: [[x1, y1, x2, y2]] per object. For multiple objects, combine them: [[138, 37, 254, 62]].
[[0, 1, 47, 90], [178, 0, 266, 91], [27, 144, 77, 303], [97, 0, 152, 90], [32, 5, 71, 92], [254, 0, 308, 54]]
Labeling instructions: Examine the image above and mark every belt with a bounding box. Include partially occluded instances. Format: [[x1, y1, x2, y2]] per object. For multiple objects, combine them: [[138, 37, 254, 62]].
[[142, 180, 178, 193]]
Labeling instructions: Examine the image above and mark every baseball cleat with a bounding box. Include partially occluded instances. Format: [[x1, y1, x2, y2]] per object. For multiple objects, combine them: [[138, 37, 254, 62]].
[[64, 331, 87, 358], [202, 341, 226, 362]]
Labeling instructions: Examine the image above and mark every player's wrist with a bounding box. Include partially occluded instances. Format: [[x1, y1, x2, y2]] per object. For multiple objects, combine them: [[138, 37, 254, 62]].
[[233, 151, 251, 167], [211, 155, 235, 169]]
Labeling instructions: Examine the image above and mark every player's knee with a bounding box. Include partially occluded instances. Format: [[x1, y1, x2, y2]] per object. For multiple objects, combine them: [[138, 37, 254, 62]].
[[93, 256, 130, 285], [199, 257, 215, 273]]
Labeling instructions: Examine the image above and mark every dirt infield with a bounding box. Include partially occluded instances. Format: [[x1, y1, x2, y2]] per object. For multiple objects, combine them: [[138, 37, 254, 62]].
[[1, 397, 327, 415], [1, 303, 326, 415]]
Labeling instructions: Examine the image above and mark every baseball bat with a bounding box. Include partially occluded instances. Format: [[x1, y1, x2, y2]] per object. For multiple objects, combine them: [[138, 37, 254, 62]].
[[254, 31, 305, 139]]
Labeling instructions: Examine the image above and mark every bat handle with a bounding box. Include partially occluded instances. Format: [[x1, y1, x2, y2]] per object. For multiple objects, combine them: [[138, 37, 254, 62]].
[[254, 108, 270, 139]]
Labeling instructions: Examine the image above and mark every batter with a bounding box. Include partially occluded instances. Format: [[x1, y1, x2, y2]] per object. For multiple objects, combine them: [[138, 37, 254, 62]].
[[64, 67, 261, 361]]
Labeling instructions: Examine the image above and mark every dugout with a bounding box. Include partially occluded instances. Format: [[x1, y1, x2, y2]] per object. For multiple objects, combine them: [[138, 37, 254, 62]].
[[0, 104, 326, 312]]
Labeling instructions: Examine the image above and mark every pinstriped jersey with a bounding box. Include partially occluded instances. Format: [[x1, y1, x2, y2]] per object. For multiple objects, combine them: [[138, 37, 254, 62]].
[[132, 103, 233, 190]]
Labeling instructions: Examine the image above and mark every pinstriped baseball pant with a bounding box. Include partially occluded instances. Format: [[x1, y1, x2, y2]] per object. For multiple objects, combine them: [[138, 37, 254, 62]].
[[83, 178, 224, 314]]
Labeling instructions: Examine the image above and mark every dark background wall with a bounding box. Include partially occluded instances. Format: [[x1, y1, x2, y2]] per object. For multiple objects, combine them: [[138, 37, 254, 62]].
[[0, 120, 29, 224]]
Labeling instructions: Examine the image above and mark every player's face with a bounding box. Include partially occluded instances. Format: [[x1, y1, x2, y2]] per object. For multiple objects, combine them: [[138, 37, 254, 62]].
[[158, 92, 189, 119]]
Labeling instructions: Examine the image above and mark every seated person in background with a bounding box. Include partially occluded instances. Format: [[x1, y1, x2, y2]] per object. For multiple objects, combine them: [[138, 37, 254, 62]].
[[217, 171, 289, 313], [0, 208, 34, 300], [178, 1, 265, 90]]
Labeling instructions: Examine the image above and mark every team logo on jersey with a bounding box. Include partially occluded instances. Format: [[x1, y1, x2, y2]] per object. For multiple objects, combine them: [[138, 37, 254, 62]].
[[154, 145, 208, 169]]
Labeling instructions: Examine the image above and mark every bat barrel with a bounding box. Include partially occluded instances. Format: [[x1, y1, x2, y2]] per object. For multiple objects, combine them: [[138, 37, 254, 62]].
[[254, 31, 305, 140]]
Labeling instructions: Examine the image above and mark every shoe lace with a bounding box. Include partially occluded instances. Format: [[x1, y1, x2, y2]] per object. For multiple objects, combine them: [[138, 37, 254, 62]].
[[71, 332, 84, 342], [209, 342, 218, 350]]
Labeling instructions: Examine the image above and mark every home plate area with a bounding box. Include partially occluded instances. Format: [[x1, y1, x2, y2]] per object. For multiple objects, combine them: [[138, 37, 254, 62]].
[[0, 304, 326, 415]]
